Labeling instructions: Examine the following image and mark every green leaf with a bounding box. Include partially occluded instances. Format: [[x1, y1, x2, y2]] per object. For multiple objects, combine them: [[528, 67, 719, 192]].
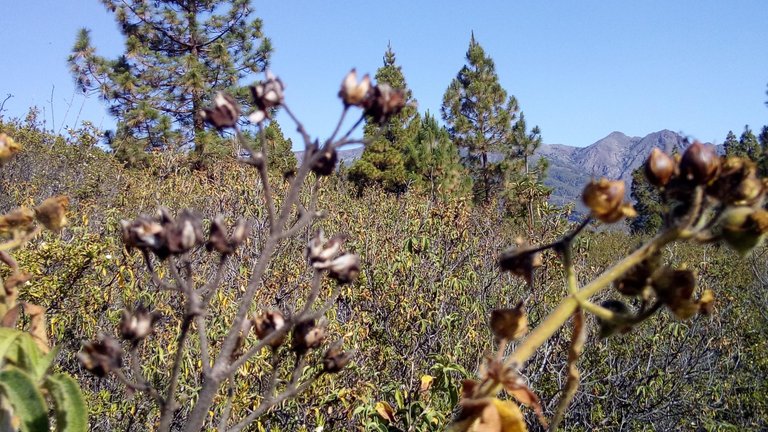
[[0, 366, 49, 432], [31, 346, 60, 382], [0, 328, 23, 367], [44, 373, 88, 432]]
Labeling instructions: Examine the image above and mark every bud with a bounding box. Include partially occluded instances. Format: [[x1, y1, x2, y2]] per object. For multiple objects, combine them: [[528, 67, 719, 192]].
[[644, 148, 677, 187], [252, 310, 286, 348], [311, 147, 338, 176], [200, 92, 241, 130], [363, 84, 406, 124], [720, 206, 768, 255], [582, 178, 636, 223], [679, 141, 720, 185], [34, 196, 68, 231], [489, 302, 528, 342], [498, 241, 542, 285], [248, 71, 284, 123], [327, 253, 360, 284], [307, 230, 345, 267], [120, 216, 166, 252], [707, 157, 764, 205], [77, 334, 123, 377], [651, 268, 698, 319], [120, 306, 161, 343], [322, 341, 353, 373], [164, 209, 204, 254], [338, 69, 372, 107], [292, 319, 326, 354], [0, 133, 21, 164]]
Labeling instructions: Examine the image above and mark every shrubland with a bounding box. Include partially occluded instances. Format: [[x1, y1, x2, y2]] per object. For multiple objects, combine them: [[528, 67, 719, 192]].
[[1, 112, 766, 430]]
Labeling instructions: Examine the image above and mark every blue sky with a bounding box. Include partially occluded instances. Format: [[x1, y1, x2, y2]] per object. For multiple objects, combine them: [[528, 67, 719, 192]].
[[1, 1, 767, 148]]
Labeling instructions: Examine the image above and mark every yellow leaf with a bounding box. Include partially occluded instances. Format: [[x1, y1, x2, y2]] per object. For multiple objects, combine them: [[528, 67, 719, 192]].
[[375, 401, 396, 423], [491, 399, 526, 432], [420, 374, 434, 394]]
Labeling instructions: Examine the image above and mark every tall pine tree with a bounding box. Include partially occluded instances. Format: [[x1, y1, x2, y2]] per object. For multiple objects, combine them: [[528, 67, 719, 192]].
[[441, 33, 520, 204], [723, 130, 739, 156], [404, 112, 471, 200], [348, 44, 418, 193], [69, 0, 271, 156]]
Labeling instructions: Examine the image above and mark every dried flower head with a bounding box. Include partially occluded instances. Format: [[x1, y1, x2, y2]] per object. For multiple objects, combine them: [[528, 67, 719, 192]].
[[292, 319, 326, 354], [679, 141, 720, 185], [645, 147, 677, 187], [582, 178, 636, 223], [120, 216, 165, 253], [613, 252, 660, 296], [651, 268, 699, 319], [249, 71, 284, 123], [339, 69, 372, 107], [34, 196, 69, 231], [489, 302, 528, 342], [77, 334, 123, 377], [327, 253, 360, 284], [200, 92, 241, 130], [597, 299, 633, 338], [252, 310, 286, 348], [162, 209, 204, 255], [311, 147, 338, 176], [207, 216, 251, 255], [363, 84, 406, 124], [307, 230, 345, 267], [707, 157, 764, 206], [0, 133, 21, 164], [322, 341, 353, 373], [498, 240, 542, 285], [120, 306, 161, 343]]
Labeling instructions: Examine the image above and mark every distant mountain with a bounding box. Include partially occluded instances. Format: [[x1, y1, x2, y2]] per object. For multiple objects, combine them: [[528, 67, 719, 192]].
[[534, 129, 700, 210], [293, 130, 708, 212]]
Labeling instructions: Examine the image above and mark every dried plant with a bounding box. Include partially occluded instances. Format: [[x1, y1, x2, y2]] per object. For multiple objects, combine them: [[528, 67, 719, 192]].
[[77, 70, 406, 431], [449, 142, 768, 431]]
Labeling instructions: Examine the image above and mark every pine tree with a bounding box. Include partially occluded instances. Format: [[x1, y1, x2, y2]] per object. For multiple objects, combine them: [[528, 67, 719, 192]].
[[259, 121, 296, 176], [738, 125, 761, 160], [723, 130, 739, 156], [69, 0, 271, 156], [348, 44, 418, 193], [628, 167, 664, 235], [503, 113, 550, 227], [758, 125, 768, 177], [441, 33, 520, 204], [403, 112, 471, 200]]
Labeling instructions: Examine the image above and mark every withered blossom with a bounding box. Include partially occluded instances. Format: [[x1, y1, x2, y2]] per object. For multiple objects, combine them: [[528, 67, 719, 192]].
[[489, 302, 528, 342], [651, 268, 699, 319], [311, 147, 338, 176], [200, 92, 241, 130], [363, 84, 406, 124], [0, 133, 21, 164], [498, 241, 542, 285], [720, 206, 768, 255], [582, 178, 636, 223], [292, 319, 326, 354], [34, 196, 69, 231], [252, 310, 286, 348], [120, 305, 161, 344], [338, 69, 371, 107], [322, 341, 353, 373], [77, 334, 123, 377], [327, 253, 360, 284], [249, 71, 284, 123], [306, 230, 345, 267]]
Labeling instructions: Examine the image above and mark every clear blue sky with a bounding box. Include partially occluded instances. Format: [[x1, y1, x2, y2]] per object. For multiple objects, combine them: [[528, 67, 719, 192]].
[[1, 1, 767, 148]]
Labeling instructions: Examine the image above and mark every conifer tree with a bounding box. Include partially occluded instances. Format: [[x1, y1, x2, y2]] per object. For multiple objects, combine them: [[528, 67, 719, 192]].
[[404, 112, 471, 200], [758, 125, 768, 177], [69, 0, 271, 156], [723, 130, 739, 156], [259, 121, 297, 176], [628, 167, 664, 234], [738, 125, 761, 159], [348, 44, 418, 193], [441, 33, 520, 204]]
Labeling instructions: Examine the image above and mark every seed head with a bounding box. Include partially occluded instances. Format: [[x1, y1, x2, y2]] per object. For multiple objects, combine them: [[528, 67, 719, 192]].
[[77, 334, 123, 377], [339, 69, 372, 107], [679, 141, 720, 185], [645, 148, 677, 187]]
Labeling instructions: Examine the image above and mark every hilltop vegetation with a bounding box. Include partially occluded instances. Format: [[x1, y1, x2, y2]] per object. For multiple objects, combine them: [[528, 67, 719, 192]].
[[1, 118, 766, 430]]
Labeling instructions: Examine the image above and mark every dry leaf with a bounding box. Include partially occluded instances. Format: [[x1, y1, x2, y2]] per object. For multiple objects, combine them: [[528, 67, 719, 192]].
[[375, 401, 395, 423], [420, 374, 434, 394], [490, 302, 528, 342]]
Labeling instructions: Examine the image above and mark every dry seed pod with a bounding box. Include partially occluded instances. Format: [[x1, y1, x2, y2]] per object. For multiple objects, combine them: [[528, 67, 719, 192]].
[[120, 306, 161, 343], [363, 84, 406, 124], [311, 147, 338, 176], [498, 242, 542, 285], [645, 147, 677, 187], [679, 141, 720, 185], [652, 268, 699, 319], [252, 310, 286, 348], [248, 71, 284, 123], [200, 92, 240, 130], [338, 69, 372, 107], [720, 207, 768, 255], [582, 178, 636, 223], [292, 319, 326, 354], [327, 253, 360, 284], [34, 196, 69, 231], [77, 334, 123, 378], [489, 302, 528, 342], [322, 341, 353, 373]]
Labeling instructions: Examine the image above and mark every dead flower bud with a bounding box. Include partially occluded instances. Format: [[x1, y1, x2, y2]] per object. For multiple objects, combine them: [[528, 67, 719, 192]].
[[201, 92, 241, 130], [120, 306, 161, 343], [248, 70, 284, 123], [252, 310, 286, 348], [207, 216, 251, 255], [645, 147, 677, 187], [164, 209, 204, 254], [707, 157, 764, 205], [292, 319, 326, 354], [307, 230, 346, 267], [652, 268, 699, 319], [323, 341, 353, 373], [34, 196, 69, 231], [120, 216, 166, 253], [311, 147, 338, 176], [0, 207, 35, 234], [490, 302, 528, 342], [720, 206, 768, 255], [679, 141, 720, 185], [582, 178, 636, 223], [597, 299, 633, 338], [327, 253, 360, 284], [77, 334, 123, 378], [363, 84, 406, 125], [339, 69, 372, 107], [614, 253, 660, 296], [498, 242, 542, 285], [0, 133, 21, 164]]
